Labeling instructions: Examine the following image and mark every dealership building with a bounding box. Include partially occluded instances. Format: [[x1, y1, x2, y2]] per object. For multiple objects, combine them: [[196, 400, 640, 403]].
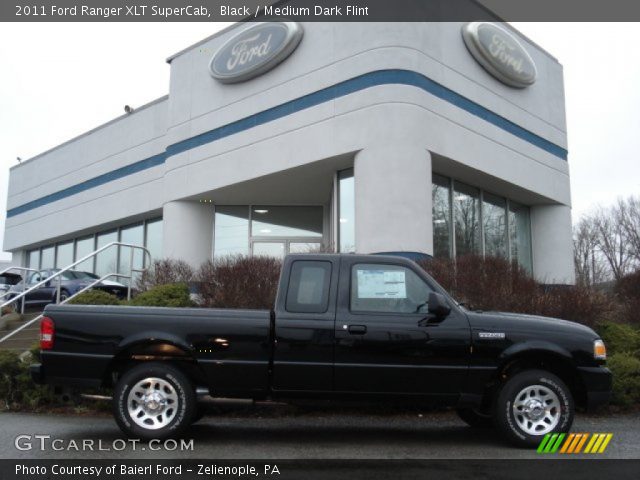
[[3, 22, 574, 284]]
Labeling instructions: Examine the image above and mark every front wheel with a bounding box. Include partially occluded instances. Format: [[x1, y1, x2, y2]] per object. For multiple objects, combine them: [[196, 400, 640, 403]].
[[494, 369, 574, 447], [113, 362, 196, 440]]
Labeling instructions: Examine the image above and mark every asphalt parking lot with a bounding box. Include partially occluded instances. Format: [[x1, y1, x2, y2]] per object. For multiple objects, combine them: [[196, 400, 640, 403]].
[[1, 409, 638, 459]]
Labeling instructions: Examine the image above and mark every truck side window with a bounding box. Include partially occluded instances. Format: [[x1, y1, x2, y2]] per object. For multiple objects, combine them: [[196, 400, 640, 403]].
[[285, 261, 332, 314], [351, 264, 432, 314]]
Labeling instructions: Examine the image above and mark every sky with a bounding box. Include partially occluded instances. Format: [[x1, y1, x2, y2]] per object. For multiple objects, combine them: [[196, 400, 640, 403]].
[[0, 22, 639, 261]]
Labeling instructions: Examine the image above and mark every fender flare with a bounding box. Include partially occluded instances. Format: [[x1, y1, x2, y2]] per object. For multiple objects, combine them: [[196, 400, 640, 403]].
[[116, 331, 193, 356], [497, 340, 575, 371]]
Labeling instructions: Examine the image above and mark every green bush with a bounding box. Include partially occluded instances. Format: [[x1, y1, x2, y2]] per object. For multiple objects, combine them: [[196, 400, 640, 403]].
[[608, 353, 640, 406], [67, 289, 122, 305], [0, 351, 56, 410], [128, 283, 193, 308], [596, 322, 640, 355]]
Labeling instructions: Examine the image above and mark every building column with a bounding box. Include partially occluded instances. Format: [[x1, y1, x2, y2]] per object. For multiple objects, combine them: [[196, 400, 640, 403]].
[[530, 204, 575, 285], [354, 145, 432, 255], [162, 200, 214, 268]]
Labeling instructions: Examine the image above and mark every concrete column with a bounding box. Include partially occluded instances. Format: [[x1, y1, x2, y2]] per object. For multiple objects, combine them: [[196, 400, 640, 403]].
[[354, 145, 432, 255], [162, 200, 214, 268], [9, 250, 27, 268], [530, 204, 575, 285]]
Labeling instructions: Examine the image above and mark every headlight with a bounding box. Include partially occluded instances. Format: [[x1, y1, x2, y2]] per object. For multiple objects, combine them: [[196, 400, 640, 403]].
[[594, 339, 607, 360]]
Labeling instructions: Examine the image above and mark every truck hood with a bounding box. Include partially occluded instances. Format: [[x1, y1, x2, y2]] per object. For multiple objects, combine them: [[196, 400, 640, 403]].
[[466, 310, 598, 339]]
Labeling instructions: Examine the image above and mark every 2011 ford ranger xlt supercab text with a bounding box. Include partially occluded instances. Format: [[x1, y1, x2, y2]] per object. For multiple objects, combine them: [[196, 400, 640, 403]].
[[31, 254, 612, 446]]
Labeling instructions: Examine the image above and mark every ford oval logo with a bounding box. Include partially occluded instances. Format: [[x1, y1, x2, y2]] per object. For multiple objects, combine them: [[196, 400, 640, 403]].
[[209, 22, 303, 84], [462, 22, 537, 88]]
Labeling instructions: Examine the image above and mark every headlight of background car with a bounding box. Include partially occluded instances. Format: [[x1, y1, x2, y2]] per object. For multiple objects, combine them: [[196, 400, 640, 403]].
[[594, 339, 607, 360]]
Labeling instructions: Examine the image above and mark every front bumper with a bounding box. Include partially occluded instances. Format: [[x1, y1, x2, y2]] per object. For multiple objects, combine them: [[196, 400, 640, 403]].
[[578, 366, 612, 410]]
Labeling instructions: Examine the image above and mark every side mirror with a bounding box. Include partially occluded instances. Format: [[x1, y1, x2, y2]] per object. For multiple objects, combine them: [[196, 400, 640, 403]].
[[428, 292, 451, 317]]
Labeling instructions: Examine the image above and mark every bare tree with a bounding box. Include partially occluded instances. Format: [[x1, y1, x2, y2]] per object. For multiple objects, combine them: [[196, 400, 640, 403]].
[[618, 196, 640, 264], [592, 207, 633, 280], [573, 216, 607, 286]]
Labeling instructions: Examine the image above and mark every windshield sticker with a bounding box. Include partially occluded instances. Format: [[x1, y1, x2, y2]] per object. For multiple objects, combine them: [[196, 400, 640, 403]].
[[357, 269, 407, 299]]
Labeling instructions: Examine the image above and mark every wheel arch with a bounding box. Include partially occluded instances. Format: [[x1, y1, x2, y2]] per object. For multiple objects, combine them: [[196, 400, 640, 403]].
[[104, 333, 207, 388], [495, 343, 586, 408]]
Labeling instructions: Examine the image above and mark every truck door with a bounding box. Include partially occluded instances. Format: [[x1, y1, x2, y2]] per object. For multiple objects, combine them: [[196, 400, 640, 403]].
[[271, 257, 339, 393], [333, 258, 471, 397]]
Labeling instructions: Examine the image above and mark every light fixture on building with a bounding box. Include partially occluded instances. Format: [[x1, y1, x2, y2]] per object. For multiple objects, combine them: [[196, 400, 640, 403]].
[[254, 209, 269, 214]]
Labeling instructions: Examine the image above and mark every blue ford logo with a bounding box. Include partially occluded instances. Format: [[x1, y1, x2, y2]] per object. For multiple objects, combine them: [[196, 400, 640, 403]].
[[209, 22, 303, 84]]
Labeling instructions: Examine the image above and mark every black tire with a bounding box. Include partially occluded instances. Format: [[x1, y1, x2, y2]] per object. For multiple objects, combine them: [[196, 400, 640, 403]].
[[58, 289, 70, 303], [494, 369, 573, 447], [456, 407, 493, 428], [113, 362, 196, 440]]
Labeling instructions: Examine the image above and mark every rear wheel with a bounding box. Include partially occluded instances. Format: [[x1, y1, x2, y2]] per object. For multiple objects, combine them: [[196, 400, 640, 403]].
[[494, 369, 573, 447], [456, 407, 493, 428], [113, 362, 196, 440]]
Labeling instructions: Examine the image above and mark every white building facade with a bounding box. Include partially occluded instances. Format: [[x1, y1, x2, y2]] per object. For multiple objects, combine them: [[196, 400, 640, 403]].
[[3, 22, 575, 284]]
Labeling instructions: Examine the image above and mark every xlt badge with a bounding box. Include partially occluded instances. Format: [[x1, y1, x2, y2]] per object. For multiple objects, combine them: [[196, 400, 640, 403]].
[[478, 332, 506, 339]]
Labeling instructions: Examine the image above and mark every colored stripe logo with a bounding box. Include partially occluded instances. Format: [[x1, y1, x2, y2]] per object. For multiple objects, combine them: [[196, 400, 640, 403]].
[[537, 433, 613, 454]]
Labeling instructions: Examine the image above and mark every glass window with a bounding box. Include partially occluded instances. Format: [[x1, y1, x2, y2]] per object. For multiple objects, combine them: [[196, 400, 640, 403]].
[[28, 271, 46, 285], [338, 169, 355, 253], [27, 250, 40, 270], [119, 223, 144, 275], [145, 218, 163, 265], [55, 241, 74, 269], [40, 246, 55, 269], [289, 242, 322, 254], [95, 231, 118, 277], [75, 236, 95, 273], [350, 264, 433, 314], [253, 242, 286, 258], [285, 261, 332, 313], [251, 206, 323, 238], [509, 201, 533, 273], [453, 182, 481, 256], [483, 193, 507, 258], [432, 174, 452, 258], [214, 206, 250, 257]]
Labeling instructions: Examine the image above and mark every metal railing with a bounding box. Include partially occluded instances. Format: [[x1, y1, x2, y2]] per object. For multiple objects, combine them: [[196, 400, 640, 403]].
[[0, 242, 151, 346]]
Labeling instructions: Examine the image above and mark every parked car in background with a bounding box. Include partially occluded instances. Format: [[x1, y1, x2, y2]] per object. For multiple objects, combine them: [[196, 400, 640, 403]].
[[7, 269, 128, 308], [0, 272, 23, 299]]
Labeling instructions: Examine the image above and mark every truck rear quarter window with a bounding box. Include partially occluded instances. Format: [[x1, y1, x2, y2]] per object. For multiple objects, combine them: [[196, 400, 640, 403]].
[[285, 260, 332, 314], [351, 263, 432, 314]]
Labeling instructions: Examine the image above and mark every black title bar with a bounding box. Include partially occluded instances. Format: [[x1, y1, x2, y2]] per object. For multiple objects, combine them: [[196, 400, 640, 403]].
[[4, 0, 640, 21]]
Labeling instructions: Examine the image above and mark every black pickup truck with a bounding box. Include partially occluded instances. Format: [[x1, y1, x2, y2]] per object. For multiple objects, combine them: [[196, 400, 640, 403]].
[[32, 254, 611, 446]]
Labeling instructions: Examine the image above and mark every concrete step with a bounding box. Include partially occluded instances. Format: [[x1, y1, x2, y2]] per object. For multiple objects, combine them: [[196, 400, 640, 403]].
[[0, 312, 42, 353], [0, 327, 39, 353]]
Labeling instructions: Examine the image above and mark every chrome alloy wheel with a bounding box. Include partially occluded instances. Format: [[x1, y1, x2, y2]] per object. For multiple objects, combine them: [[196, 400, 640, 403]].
[[512, 384, 561, 435], [127, 377, 179, 430]]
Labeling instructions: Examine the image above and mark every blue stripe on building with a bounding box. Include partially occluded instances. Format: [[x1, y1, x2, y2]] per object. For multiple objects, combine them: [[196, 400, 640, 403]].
[[7, 69, 568, 218]]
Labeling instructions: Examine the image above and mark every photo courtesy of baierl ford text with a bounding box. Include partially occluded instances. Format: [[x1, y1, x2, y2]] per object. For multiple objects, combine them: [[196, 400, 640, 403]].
[[0, 1, 639, 479]]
